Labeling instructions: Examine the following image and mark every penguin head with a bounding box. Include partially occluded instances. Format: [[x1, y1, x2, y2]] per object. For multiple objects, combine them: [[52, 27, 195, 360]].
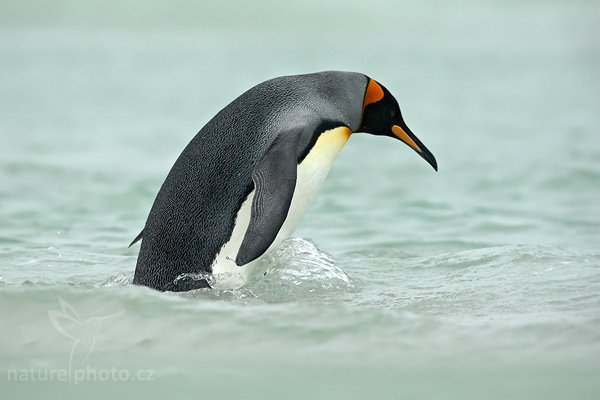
[[359, 78, 437, 171]]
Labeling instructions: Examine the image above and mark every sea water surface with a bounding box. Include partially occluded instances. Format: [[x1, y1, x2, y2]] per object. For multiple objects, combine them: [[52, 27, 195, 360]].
[[1, 0, 599, 399]]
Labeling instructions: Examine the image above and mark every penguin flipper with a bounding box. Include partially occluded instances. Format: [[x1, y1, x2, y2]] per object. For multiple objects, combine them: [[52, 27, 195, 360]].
[[235, 131, 301, 266]]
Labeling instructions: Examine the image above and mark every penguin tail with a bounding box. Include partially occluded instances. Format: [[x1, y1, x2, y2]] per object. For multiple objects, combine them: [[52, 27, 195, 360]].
[[128, 229, 144, 248]]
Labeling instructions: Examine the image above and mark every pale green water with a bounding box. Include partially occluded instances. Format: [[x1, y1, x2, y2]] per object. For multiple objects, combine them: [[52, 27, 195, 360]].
[[1, 0, 599, 399]]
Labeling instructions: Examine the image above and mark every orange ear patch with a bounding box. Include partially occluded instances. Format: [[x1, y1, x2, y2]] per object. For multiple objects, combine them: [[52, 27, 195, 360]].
[[363, 79, 385, 110]]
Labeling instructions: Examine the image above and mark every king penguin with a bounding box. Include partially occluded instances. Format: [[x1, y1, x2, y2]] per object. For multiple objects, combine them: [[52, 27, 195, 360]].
[[131, 71, 437, 292]]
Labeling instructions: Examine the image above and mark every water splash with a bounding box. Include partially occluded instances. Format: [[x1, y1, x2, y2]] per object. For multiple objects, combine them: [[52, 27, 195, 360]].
[[248, 238, 354, 302]]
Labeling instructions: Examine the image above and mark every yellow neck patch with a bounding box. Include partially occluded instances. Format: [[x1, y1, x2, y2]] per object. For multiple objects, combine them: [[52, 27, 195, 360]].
[[304, 126, 351, 167]]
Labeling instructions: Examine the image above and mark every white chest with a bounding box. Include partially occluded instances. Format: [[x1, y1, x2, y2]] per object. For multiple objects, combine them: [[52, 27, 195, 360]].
[[211, 126, 351, 289]]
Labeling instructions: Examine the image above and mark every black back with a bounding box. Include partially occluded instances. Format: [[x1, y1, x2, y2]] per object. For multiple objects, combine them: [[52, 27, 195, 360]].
[[133, 71, 368, 291]]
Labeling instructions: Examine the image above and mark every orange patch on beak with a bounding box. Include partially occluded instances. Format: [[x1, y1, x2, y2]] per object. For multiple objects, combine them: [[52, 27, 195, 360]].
[[363, 79, 385, 110], [392, 125, 422, 152]]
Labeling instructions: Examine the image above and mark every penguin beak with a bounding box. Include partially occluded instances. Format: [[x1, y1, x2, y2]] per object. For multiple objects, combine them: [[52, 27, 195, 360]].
[[391, 124, 438, 171]]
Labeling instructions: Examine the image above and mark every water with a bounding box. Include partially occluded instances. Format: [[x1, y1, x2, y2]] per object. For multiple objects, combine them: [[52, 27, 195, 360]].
[[1, 0, 599, 398]]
